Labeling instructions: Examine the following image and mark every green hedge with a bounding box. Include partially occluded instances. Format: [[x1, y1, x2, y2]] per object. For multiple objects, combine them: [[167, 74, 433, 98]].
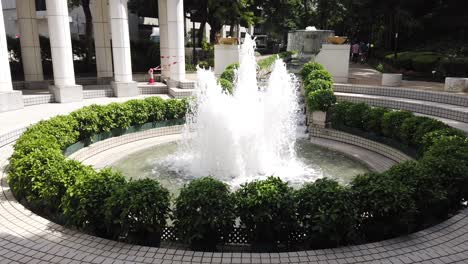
[[8, 93, 468, 250], [301, 62, 336, 112]]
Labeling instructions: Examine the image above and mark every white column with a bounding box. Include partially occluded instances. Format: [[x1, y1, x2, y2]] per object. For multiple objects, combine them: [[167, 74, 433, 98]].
[[17, 0, 47, 89], [158, 0, 169, 79], [166, 0, 185, 84], [0, 1, 23, 112], [46, 0, 83, 102], [92, 0, 113, 81], [109, 0, 137, 97]]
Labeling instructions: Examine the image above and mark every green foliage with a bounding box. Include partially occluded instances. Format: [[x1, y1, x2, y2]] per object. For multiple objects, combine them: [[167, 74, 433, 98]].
[[164, 98, 188, 120], [351, 172, 417, 241], [300, 62, 325, 79], [219, 78, 234, 94], [304, 70, 333, 86], [257, 55, 278, 70], [381, 110, 414, 139], [329, 101, 354, 127], [124, 100, 150, 126], [235, 177, 297, 245], [225, 63, 240, 71], [144, 97, 167, 122], [296, 179, 357, 248], [419, 136, 468, 204], [375, 63, 384, 73], [70, 105, 105, 139], [399, 116, 433, 145], [173, 177, 235, 250], [385, 161, 449, 222], [62, 169, 126, 236], [185, 63, 197, 72], [439, 57, 468, 77], [386, 52, 444, 73], [105, 179, 171, 244], [304, 79, 333, 94], [345, 103, 370, 129], [363, 107, 389, 135], [420, 128, 466, 152], [307, 89, 336, 112], [198, 60, 214, 69], [220, 68, 235, 83]]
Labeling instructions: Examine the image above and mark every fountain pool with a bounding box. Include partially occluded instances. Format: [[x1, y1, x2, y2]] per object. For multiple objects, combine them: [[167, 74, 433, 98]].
[[111, 139, 370, 195], [111, 33, 369, 193]]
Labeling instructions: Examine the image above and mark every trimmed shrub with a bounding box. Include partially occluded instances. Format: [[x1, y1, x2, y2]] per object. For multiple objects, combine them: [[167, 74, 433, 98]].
[[144, 96, 167, 122], [385, 161, 449, 223], [296, 179, 357, 248], [105, 179, 171, 246], [225, 63, 239, 71], [399, 116, 433, 145], [329, 101, 354, 127], [98, 103, 133, 131], [439, 57, 468, 77], [420, 128, 466, 152], [304, 79, 333, 94], [124, 99, 151, 126], [235, 177, 297, 250], [300, 62, 325, 79], [173, 177, 235, 250], [351, 172, 417, 241], [345, 103, 370, 129], [164, 98, 188, 120], [412, 119, 449, 146], [220, 68, 235, 83], [419, 135, 468, 204], [307, 89, 336, 112], [62, 168, 126, 237], [70, 104, 105, 139], [219, 78, 234, 94], [381, 110, 413, 139], [363, 107, 389, 135], [304, 69, 333, 86]]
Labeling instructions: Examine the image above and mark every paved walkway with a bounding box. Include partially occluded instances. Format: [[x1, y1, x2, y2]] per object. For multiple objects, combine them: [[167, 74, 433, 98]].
[[348, 64, 467, 94], [1, 93, 468, 262]]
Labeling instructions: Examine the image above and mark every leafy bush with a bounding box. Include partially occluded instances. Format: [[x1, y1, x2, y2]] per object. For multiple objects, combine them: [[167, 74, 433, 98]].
[[385, 161, 449, 223], [144, 96, 167, 122], [124, 100, 150, 126], [225, 63, 239, 71], [235, 177, 297, 249], [173, 177, 235, 250], [363, 107, 389, 134], [412, 53, 443, 73], [307, 89, 336, 112], [70, 104, 105, 139], [219, 78, 234, 94], [399, 116, 433, 145], [351, 172, 417, 241], [62, 169, 126, 237], [296, 179, 357, 248], [9, 149, 86, 213], [304, 79, 333, 94], [198, 60, 212, 69], [304, 69, 333, 86], [164, 98, 188, 120], [438, 57, 468, 77], [381, 110, 413, 139], [300, 62, 325, 79], [220, 68, 235, 83], [329, 101, 354, 127], [419, 136, 468, 204], [345, 103, 370, 129], [420, 128, 466, 152], [105, 179, 171, 246]]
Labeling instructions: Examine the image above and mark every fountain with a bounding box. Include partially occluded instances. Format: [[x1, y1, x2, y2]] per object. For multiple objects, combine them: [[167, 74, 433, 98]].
[[112, 34, 369, 191]]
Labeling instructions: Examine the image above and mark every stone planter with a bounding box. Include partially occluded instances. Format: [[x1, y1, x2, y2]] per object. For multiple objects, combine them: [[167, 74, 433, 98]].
[[444, 77, 468, 92], [382, 73, 403, 87], [311, 111, 327, 128]]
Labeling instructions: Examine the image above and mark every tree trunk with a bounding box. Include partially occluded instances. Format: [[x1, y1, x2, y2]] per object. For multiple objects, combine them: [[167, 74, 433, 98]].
[[81, 0, 93, 66], [197, 20, 206, 46]]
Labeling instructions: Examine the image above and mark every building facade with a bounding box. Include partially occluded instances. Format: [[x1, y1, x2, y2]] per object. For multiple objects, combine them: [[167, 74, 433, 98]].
[[0, 0, 187, 112]]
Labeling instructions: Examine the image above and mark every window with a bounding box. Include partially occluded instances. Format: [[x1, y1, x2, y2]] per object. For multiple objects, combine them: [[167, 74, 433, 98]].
[[36, 0, 46, 11]]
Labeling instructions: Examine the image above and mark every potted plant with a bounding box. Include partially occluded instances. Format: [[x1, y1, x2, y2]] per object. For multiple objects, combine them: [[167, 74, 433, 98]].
[[306, 89, 337, 128], [173, 177, 235, 251]]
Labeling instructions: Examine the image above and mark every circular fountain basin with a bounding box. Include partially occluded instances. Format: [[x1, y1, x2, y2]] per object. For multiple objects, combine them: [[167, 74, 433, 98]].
[[111, 138, 370, 195]]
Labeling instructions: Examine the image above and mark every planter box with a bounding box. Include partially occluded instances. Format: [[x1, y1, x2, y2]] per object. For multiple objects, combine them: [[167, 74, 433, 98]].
[[382, 73, 403, 87], [311, 111, 327, 128], [444, 77, 468, 93]]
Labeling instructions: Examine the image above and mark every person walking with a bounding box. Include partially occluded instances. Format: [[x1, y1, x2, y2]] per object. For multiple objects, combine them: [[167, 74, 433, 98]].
[[351, 42, 360, 63]]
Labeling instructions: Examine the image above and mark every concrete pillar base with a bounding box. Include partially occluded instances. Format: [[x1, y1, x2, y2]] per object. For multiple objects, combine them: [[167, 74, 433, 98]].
[[0, 91, 24, 112], [24, 81, 50, 90], [49, 85, 83, 103], [111, 81, 138, 97]]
